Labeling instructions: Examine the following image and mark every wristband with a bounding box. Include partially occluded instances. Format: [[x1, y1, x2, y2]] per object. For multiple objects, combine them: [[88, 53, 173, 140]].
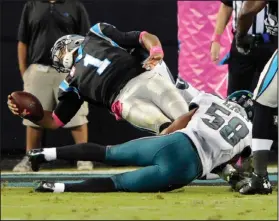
[[211, 33, 222, 43], [139, 31, 148, 44], [150, 46, 164, 56], [52, 112, 65, 128]]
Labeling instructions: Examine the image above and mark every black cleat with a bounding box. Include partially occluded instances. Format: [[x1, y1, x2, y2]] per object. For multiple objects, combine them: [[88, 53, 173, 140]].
[[175, 77, 189, 90], [35, 181, 55, 192], [239, 172, 272, 195], [27, 149, 47, 172]]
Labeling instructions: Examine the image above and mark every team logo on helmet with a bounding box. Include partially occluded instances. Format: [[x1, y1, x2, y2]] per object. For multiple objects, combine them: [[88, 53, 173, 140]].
[[227, 90, 254, 121]]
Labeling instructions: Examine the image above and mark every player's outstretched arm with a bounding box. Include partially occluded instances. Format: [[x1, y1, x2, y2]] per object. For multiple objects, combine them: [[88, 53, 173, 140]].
[[160, 108, 198, 135], [96, 23, 164, 70], [35, 111, 61, 129], [7, 94, 82, 130], [38, 96, 83, 129], [7, 95, 60, 129]]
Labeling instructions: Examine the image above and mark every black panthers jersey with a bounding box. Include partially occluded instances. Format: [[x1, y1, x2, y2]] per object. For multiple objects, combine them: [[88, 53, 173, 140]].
[[54, 23, 147, 125]]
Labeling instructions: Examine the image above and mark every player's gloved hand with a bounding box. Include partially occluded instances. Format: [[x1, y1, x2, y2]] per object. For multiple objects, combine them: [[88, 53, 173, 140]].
[[7, 95, 20, 116], [235, 33, 254, 55], [143, 46, 164, 70]]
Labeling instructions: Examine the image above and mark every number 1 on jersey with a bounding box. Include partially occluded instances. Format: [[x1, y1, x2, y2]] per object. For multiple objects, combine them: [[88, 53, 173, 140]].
[[83, 54, 111, 75]]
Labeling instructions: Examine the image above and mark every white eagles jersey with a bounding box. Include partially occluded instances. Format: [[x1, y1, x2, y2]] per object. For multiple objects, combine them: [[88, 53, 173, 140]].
[[179, 92, 252, 176]]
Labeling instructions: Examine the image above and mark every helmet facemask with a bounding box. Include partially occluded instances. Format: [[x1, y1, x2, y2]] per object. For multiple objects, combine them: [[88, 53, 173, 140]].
[[51, 35, 84, 73], [62, 46, 79, 71]]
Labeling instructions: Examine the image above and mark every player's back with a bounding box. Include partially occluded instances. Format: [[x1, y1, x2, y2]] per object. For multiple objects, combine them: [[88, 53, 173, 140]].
[[179, 92, 252, 176], [71, 24, 145, 107]]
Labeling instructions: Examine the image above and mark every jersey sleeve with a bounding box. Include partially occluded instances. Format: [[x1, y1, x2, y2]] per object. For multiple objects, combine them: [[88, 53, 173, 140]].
[[221, 0, 233, 7], [53, 79, 84, 126], [89, 22, 141, 49], [17, 2, 30, 44]]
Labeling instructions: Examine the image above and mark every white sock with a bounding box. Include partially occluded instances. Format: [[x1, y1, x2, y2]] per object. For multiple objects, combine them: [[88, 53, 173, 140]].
[[42, 148, 57, 161], [54, 183, 65, 193], [252, 139, 273, 151]]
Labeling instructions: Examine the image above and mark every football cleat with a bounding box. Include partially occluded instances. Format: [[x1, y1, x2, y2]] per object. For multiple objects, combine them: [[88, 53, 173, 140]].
[[27, 149, 47, 172], [175, 77, 189, 90], [35, 181, 55, 192], [239, 172, 272, 195]]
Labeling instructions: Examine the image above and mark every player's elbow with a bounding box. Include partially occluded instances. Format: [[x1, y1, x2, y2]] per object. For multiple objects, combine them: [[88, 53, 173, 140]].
[[141, 32, 161, 47]]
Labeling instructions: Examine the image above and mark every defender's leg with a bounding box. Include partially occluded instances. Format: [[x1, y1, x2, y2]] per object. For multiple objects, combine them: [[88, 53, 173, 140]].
[[33, 133, 202, 193], [240, 50, 278, 195]]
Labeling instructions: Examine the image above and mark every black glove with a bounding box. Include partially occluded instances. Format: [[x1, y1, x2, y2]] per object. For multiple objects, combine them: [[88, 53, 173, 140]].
[[219, 164, 252, 191], [235, 33, 255, 55], [228, 171, 252, 191]]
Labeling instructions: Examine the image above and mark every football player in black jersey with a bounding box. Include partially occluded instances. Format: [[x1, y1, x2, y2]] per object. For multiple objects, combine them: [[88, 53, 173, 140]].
[[235, 0, 278, 195], [8, 23, 189, 135]]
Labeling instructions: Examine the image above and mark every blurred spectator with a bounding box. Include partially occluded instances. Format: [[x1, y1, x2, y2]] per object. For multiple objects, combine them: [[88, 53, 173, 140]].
[[14, 0, 92, 172], [210, 0, 277, 95]]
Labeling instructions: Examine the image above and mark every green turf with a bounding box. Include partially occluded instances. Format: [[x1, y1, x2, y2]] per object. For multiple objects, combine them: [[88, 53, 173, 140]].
[[1, 187, 277, 220]]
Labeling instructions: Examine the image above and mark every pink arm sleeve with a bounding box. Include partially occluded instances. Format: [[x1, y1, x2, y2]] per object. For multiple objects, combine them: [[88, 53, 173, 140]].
[[52, 112, 65, 128]]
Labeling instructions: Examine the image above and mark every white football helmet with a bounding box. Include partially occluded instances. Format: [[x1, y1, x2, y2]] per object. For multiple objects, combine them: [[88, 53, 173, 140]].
[[51, 35, 85, 73]]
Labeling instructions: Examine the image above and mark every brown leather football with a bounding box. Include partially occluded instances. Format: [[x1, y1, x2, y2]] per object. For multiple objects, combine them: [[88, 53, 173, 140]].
[[11, 91, 44, 121]]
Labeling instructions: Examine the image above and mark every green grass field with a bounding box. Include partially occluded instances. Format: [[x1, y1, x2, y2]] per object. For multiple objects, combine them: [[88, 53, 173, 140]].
[[1, 186, 277, 220]]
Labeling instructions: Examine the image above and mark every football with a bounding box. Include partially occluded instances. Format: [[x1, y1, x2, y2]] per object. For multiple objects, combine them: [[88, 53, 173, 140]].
[[11, 91, 44, 121]]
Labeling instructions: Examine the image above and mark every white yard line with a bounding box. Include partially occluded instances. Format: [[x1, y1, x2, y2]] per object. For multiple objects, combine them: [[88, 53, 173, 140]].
[[1, 168, 137, 175], [1, 167, 277, 176]]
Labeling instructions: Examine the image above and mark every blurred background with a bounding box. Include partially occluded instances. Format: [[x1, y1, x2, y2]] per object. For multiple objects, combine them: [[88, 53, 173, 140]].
[[0, 0, 277, 170]]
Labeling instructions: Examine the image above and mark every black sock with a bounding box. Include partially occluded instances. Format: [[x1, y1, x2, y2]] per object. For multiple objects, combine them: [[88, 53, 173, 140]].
[[253, 150, 269, 176], [56, 143, 106, 162], [159, 122, 172, 133], [64, 177, 117, 192]]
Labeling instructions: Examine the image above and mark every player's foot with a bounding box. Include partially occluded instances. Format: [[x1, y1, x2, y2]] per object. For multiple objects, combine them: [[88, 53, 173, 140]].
[[175, 77, 188, 90], [27, 149, 47, 172], [12, 156, 32, 172], [77, 161, 94, 170], [239, 172, 272, 195], [35, 181, 65, 193], [35, 181, 55, 192]]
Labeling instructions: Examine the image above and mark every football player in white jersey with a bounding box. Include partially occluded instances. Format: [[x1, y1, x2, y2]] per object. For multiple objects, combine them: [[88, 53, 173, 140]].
[[27, 90, 253, 193], [235, 0, 277, 195]]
